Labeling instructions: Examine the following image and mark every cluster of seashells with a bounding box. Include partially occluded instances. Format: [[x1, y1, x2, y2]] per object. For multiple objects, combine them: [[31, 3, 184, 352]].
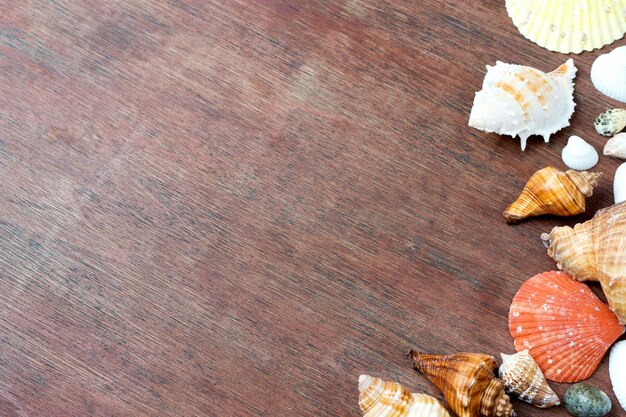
[[466, 48, 626, 417], [358, 9, 626, 417]]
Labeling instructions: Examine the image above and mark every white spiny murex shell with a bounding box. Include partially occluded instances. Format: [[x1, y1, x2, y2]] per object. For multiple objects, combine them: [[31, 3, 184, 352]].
[[499, 350, 560, 408], [469, 59, 577, 151], [595, 109, 626, 137], [358, 375, 451, 417], [561, 136, 598, 171], [610, 341, 626, 413], [592, 47, 626, 103], [615, 163, 626, 204], [506, 0, 626, 54], [604, 133, 626, 159]]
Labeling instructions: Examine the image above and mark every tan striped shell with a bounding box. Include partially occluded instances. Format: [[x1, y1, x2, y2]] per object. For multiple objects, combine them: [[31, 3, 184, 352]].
[[499, 350, 559, 408], [358, 375, 451, 417], [542, 202, 626, 324], [503, 166, 601, 223], [409, 351, 516, 417]]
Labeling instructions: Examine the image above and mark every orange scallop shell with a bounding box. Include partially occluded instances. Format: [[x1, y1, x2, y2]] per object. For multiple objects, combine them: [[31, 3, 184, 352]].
[[508, 271, 625, 383]]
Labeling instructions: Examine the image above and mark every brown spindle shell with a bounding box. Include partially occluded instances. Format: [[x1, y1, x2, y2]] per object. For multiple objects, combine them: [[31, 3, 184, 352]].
[[408, 351, 516, 417], [542, 202, 626, 324], [503, 166, 601, 223]]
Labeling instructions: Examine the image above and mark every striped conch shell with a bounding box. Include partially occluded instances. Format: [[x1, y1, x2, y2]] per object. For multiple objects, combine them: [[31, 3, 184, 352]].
[[542, 202, 626, 324], [409, 351, 516, 417], [499, 350, 560, 408], [469, 59, 576, 151], [358, 375, 451, 417], [503, 167, 601, 223]]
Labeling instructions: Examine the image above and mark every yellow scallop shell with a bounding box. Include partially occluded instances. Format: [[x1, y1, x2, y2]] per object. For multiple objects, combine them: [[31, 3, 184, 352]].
[[506, 0, 626, 54]]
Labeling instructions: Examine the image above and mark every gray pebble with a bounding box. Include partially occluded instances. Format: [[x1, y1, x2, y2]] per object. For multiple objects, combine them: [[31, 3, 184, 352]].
[[564, 383, 612, 417]]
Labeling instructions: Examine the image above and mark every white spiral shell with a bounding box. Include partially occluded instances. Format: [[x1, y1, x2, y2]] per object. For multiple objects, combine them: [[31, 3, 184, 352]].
[[561, 136, 598, 171], [591, 47, 626, 103], [609, 340, 626, 413], [469, 59, 577, 151]]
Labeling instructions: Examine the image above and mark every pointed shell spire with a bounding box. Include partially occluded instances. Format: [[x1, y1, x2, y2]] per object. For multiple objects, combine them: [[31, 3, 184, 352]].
[[408, 351, 516, 417], [561, 136, 599, 171], [503, 167, 601, 223], [499, 350, 560, 408]]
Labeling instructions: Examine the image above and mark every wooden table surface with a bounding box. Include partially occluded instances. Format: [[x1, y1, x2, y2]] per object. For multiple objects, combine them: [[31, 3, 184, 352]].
[[1, 0, 625, 416]]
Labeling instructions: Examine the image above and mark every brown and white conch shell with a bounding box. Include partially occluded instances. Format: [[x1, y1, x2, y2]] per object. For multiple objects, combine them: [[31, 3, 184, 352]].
[[503, 167, 601, 223], [358, 375, 451, 417], [542, 202, 626, 324], [409, 350, 516, 417], [499, 350, 560, 408], [469, 59, 576, 151]]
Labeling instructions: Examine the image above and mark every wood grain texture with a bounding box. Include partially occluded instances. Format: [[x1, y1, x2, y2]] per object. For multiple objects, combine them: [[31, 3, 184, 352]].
[[1, 0, 625, 416]]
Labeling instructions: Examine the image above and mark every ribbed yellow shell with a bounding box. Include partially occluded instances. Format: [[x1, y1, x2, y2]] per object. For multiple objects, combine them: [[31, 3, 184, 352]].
[[542, 202, 626, 324], [409, 351, 516, 417], [503, 167, 601, 223], [506, 0, 626, 54], [358, 375, 451, 417]]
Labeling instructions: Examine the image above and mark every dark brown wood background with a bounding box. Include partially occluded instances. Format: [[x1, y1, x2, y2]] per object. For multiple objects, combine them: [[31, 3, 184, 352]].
[[1, 0, 625, 416]]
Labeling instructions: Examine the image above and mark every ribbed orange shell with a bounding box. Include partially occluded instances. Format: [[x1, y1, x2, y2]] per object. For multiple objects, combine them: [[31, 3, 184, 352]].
[[358, 375, 451, 417], [542, 202, 626, 324], [503, 167, 600, 223], [508, 271, 624, 383], [408, 351, 516, 417]]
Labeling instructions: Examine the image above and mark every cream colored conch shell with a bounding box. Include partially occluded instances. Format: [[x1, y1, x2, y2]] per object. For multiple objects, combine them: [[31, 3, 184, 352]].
[[409, 350, 516, 417], [358, 375, 451, 417], [499, 351, 560, 408], [506, 0, 626, 54], [469, 60, 576, 151], [615, 163, 626, 204], [609, 341, 626, 413], [561, 136, 598, 171], [542, 202, 626, 324], [592, 47, 626, 102], [604, 133, 626, 159], [596, 109, 626, 137]]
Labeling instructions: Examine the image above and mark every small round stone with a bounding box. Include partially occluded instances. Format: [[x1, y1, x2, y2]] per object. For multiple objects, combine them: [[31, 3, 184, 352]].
[[564, 383, 612, 417]]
